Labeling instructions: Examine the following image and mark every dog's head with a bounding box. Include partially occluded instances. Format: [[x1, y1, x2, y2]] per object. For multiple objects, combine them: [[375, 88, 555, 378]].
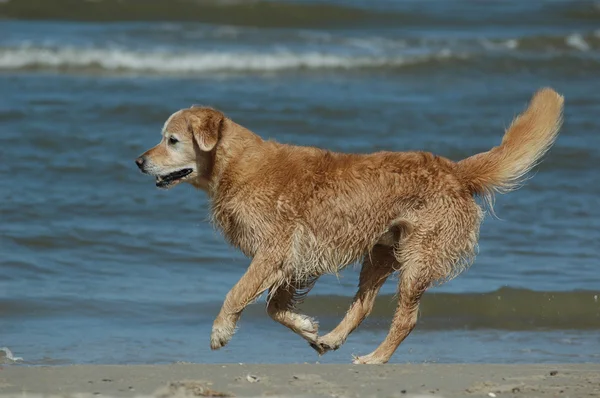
[[135, 107, 224, 190]]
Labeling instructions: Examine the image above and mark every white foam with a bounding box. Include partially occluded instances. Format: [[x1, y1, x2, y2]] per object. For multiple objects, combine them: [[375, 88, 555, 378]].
[[565, 33, 590, 51], [0, 346, 23, 363], [0, 45, 457, 74], [480, 38, 519, 50], [503, 39, 519, 50]]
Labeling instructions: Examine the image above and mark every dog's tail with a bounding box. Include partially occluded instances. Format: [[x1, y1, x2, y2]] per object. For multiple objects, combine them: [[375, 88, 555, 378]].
[[456, 87, 564, 205]]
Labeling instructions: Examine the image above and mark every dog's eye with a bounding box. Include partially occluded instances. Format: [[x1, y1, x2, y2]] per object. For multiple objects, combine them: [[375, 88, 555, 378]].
[[168, 136, 178, 145]]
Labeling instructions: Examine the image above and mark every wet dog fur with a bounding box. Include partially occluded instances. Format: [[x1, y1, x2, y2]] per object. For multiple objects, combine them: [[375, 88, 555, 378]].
[[136, 88, 563, 364]]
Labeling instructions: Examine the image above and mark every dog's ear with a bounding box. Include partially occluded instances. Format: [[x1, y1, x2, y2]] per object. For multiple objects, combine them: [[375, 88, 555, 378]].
[[188, 108, 224, 152]]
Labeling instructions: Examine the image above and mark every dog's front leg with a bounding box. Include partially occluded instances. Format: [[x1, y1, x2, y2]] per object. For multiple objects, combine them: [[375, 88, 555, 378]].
[[211, 253, 282, 350]]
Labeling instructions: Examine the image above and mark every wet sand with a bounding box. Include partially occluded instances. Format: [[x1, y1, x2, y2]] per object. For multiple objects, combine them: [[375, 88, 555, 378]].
[[1, 363, 599, 397]]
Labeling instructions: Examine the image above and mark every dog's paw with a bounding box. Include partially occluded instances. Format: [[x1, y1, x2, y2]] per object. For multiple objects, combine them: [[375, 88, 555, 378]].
[[210, 323, 235, 350], [351, 353, 386, 365], [308, 341, 327, 355], [309, 334, 342, 355], [308, 341, 337, 356], [319, 335, 343, 351], [308, 339, 338, 356]]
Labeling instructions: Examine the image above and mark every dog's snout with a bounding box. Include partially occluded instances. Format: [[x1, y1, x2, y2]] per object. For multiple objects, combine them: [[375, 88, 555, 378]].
[[135, 156, 146, 170]]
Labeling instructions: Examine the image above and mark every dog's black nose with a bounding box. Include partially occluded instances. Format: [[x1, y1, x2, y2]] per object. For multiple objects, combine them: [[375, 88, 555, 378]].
[[135, 156, 145, 170]]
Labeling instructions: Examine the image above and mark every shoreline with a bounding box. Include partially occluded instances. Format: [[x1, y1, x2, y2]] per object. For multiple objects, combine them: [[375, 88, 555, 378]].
[[1, 363, 599, 397]]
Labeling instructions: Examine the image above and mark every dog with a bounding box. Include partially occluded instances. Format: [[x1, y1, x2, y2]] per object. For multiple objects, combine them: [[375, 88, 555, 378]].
[[136, 88, 563, 364]]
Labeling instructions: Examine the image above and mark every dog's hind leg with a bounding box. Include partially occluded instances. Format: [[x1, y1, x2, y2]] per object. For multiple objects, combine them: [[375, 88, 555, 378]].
[[351, 262, 429, 364], [352, 211, 478, 364], [311, 244, 396, 355], [267, 280, 320, 347]]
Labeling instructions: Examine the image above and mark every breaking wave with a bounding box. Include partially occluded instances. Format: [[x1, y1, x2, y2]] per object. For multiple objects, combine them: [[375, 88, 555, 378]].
[[0, 45, 460, 75], [0, 29, 597, 76]]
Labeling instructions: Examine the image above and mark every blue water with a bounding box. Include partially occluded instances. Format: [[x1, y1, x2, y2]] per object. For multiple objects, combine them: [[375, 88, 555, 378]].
[[1, 0, 599, 365]]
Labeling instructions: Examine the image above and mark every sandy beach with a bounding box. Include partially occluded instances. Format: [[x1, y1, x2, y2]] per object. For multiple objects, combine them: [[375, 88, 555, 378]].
[[1, 364, 598, 398]]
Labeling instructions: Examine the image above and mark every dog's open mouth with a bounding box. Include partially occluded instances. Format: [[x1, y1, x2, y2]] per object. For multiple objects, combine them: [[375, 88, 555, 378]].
[[155, 168, 193, 188]]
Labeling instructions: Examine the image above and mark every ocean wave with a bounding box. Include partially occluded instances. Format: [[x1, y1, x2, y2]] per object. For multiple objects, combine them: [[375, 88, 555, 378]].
[[0, 45, 460, 75], [299, 288, 600, 331], [514, 32, 600, 52], [1, 27, 598, 76], [2, 288, 598, 331], [0, 347, 23, 364]]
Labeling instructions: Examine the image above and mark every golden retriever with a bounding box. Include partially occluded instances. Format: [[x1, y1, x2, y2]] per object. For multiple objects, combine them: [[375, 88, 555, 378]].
[[136, 88, 563, 364]]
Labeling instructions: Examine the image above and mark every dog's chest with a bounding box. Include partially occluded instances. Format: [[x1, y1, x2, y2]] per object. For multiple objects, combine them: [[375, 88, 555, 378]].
[[211, 192, 277, 257]]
